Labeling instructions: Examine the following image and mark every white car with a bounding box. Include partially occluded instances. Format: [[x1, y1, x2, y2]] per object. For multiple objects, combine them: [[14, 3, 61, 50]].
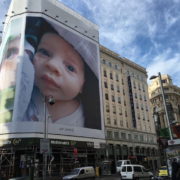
[[116, 160, 131, 173], [120, 164, 153, 180], [63, 166, 95, 179]]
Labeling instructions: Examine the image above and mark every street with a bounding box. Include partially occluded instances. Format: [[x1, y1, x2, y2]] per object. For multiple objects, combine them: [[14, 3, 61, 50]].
[[96, 175, 120, 179], [32, 175, 121, 180]]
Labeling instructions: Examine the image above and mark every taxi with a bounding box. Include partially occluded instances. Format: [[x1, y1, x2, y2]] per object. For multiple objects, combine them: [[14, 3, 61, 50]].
[[158, 166, 168, 177]]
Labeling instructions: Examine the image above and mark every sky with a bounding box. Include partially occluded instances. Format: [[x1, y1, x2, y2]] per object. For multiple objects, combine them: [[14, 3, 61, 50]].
[[0, 0, 180, 86]]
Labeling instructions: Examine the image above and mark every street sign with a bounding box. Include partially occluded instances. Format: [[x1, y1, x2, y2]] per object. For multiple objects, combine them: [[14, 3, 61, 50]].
[[40, 139, 50, 154], [168, 139, 180, 146]]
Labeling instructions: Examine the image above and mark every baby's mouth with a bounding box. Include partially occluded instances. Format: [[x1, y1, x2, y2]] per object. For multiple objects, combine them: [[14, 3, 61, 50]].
[[41, 74, 60, 88]]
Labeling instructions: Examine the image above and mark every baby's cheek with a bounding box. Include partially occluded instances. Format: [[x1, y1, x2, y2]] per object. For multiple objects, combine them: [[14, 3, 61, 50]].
[[33, 60, 42, 71]]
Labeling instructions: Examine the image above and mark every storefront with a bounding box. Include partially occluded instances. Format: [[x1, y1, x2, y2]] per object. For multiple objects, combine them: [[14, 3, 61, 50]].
[[0, 138, 105, 179]]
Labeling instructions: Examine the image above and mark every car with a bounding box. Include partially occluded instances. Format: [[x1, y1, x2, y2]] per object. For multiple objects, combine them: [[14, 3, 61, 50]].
[[158, 166, 168, 177], [154, 166, 169, 179], [62, 166, 95, 179], [120, 164, 153, 180], [116, 160, 131, 173]]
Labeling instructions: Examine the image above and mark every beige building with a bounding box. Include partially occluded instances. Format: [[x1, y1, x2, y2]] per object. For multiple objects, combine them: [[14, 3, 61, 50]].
[[100, 46, 158, 169], [149, 74, 180, 137]]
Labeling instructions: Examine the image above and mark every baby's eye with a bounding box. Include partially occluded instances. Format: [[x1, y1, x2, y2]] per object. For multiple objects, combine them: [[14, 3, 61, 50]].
[[67, 65, 75, 72], [37, 48, 50, 57]]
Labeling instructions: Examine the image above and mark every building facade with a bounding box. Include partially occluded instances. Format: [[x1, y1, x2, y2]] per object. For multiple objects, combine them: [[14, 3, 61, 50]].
[[0, 0, 160, 179], [100, 46, 159, 171], [0, 0, 106, 179], [149, 74, 180, 164], [149, 74, 180, 129]]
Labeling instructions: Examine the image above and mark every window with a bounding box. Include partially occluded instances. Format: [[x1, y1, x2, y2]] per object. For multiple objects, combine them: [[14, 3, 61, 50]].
[[122, 166, 126, 172], [120, 120, 123, 126], [111, 84, 114, 90], [119, 107, 122, 115], [118, 97, 121, 104], [161, 79, 167, 83], [80, 169, 85, 174], [104, 82, 108, 88], [106, 104, 109, 112], [116, 74, 119, 81], [113, 105, 116, 114], [110, 72, 113, 79], [107, 116, 110, 124], [112, 95, 115, 102], [121, 132, 126, 139], [114, 131, 119, 139], [109, 62, 112, 67], [128, 134, 132, 140], [105, 93, 109, 100], [134, 134, 138, 141], [125, 111, 127, 117], [140, 135, 144, 142], [142, 84, 145, 92], [102, 59, 106, 64], [127, 166, 132, 172], [134, 166, 142, 172], [135, 93, 137, 98], [144, 95, 146, 101], [137, 113, 140, 119], [139, 94, 142, 100], [104, 70, 107, 77], [115, 64, 120, 70], [136, 103, 139, 109], [117, 85, 120, 92], [123, 89, 125, 95], [107, 130, 112, 139], [122, 78, 124, 85]]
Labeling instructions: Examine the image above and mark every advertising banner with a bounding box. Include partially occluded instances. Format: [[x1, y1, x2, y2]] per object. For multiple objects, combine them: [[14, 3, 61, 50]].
[[0, 0, 104, 140]]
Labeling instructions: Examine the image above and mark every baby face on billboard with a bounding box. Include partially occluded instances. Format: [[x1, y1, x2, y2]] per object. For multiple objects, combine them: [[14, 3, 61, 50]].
[[0, 35, 20, 90], [33, 33, 85, 103]]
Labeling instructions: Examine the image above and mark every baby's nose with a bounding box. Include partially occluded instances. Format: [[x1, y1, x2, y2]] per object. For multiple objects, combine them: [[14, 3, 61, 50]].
[[46, 58, 62, 76]]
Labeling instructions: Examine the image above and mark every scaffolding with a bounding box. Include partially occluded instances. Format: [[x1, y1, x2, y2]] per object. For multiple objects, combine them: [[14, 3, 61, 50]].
[[0, 148, 15, 179]]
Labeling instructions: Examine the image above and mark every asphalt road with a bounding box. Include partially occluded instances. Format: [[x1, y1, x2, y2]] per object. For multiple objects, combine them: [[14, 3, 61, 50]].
[[96, 175, 120, 179], [33, 175, 121, 180]]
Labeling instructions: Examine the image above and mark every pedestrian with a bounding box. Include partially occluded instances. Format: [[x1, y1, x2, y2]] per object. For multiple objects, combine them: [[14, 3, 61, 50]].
[[171, 158, 179, 180]]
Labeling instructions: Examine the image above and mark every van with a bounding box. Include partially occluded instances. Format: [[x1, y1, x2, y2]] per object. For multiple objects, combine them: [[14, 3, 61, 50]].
[[62, 166, 95, 179], [116, 160, 131, 173], [120, 164, 153, 180]]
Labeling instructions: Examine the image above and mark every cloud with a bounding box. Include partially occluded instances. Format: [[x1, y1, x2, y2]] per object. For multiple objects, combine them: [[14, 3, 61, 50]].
[[147, 50, 180, 86], [71, 0, 180, 86], [0, 0, 11, 30], [1, 0, 180, 87]]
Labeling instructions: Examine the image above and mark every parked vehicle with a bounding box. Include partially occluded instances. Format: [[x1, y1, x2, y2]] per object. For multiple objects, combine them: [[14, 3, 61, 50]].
[[154, 166, 169, 180], [158, 166, 168, 177], [116, 160, 131, 173], [120, 164, 153, 179], [62, 166, 95, 179]]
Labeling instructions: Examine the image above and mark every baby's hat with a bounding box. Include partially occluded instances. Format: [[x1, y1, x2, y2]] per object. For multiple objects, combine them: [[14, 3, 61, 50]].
[[47, 19, 99, 79]]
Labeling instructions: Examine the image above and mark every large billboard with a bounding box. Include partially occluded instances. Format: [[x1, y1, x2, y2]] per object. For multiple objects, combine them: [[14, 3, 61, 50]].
[[0, 0, 104, 140]]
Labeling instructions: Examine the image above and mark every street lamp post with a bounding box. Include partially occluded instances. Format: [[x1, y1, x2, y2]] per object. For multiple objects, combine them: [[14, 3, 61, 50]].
[[150, 72, 173, 140], [42, 96, 55, 180], [42, 97, 48, 180]]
